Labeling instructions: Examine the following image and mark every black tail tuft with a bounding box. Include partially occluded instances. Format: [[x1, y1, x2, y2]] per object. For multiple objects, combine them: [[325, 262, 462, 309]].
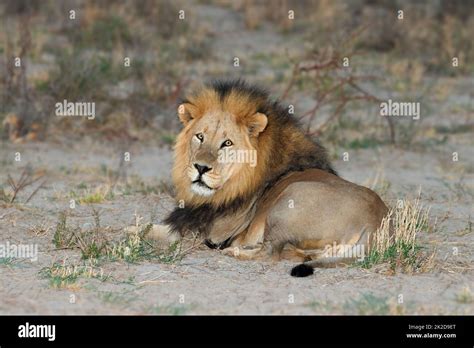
[[290, 264, 314, 277]]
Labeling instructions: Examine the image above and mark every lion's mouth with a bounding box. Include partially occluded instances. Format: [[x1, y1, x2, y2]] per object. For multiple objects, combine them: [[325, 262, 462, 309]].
[[192, 179, 212, 190], [191, 178, 215, 196]]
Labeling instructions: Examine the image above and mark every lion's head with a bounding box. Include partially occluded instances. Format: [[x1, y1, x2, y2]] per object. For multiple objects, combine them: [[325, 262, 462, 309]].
[[172, 81, 271, 207], [170, 79, 336, 214]]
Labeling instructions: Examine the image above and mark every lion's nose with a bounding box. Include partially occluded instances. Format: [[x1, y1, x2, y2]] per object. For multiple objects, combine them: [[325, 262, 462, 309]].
[[194, 163, 212, 175]]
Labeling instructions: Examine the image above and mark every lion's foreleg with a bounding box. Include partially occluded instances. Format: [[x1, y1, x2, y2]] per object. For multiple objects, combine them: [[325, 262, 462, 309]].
[[221, 222, 267, 260], [125, 224, 180, 245], [235, 219, 266, 246], [147, 224, 180, 243]]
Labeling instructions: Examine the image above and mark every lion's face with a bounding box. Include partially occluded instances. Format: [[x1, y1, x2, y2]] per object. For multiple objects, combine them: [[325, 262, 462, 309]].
[[173, 102, 268, 204], [183, 109, 266, 197]]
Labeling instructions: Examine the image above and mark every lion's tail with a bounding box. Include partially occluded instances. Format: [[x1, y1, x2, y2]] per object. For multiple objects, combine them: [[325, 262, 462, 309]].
[[290, 257, 355, 277]]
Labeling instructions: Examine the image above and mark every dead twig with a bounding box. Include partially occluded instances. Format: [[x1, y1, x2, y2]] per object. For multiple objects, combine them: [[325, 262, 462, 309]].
[[6, 165, 46, 203], [25, 178, 47, 204], [281, 28, 396, 143]]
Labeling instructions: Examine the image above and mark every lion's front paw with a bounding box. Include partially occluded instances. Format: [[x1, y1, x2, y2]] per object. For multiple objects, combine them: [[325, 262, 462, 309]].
[[222, 246, 241, 257], [124, 224, 179, 245], [147, 224, 180, 243], [221, 245, 264, 260]]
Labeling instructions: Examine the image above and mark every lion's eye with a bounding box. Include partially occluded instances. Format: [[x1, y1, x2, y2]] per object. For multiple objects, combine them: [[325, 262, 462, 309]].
[[195, 133, 204, 142], [221, 139, 233, 148]]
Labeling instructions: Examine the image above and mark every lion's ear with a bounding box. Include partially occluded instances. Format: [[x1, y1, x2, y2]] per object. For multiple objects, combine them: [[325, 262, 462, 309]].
[[177, 103, 197, 125], [248, 112, 268, 137]]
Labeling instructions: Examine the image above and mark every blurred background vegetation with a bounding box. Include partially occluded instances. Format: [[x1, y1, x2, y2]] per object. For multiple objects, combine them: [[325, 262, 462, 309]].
[[0, 0, 472, 149]]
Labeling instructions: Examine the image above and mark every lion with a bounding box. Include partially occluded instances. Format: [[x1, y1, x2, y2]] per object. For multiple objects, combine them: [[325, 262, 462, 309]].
[[144, 79, 388, 277]]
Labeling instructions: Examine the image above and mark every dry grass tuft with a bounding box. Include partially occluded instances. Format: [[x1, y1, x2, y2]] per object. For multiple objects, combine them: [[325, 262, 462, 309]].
[[39, 259, 110, 288], [359, 193, 435, 273]]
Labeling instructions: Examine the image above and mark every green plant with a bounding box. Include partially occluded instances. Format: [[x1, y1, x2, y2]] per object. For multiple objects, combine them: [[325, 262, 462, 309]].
[[52, 211, 76, 248], [0, 257, 16, 266], [455, 287, 473, 304]]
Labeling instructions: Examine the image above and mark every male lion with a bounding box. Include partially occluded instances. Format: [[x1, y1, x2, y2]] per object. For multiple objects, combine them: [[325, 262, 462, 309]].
[[146, 79, 388, 277]]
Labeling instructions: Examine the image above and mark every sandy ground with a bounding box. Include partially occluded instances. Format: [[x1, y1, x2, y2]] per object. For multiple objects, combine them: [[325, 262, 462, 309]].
[[0, 137, 472, 315], [0, 3, 473, 315]]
